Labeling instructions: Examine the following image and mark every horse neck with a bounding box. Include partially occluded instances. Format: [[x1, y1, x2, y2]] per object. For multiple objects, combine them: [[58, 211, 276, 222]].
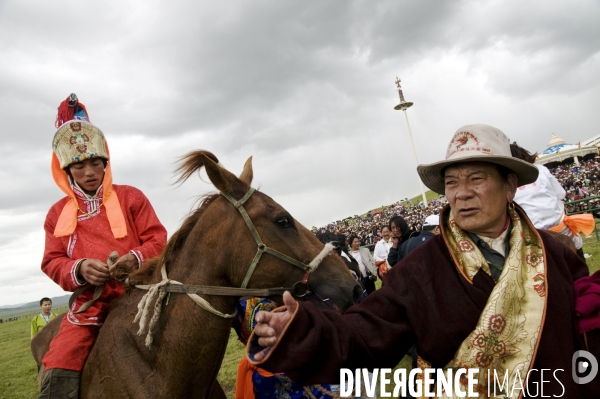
[[152, 294, 233, 395], [141, 254, 236, 395]]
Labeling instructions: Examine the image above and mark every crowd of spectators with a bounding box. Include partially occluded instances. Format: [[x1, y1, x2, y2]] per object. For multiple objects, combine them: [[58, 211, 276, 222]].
[[548, 157, 600, 215], [313, 156, 600, 246], [313, 197, 448, 247]]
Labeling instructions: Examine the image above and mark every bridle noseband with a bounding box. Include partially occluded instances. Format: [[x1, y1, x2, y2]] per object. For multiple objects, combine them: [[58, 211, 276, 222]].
[[220, 188, 319, 294]]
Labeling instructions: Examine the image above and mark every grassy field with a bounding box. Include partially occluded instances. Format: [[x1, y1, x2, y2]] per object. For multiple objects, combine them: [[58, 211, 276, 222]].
[[364, 190, 440, 215], [2, 235, 600, 399]]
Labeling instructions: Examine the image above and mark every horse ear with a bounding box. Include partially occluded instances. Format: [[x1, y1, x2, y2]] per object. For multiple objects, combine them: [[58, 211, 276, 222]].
[[200, 154, 239, 194], [239, 156, 253, 186]]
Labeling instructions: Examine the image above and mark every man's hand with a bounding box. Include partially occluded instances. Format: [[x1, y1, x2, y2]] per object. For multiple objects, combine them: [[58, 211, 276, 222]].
[[391, 236, 400, 248], [109, 253, 139, 281], [79, 259, 110, 286], [252, 291, 298, 361]]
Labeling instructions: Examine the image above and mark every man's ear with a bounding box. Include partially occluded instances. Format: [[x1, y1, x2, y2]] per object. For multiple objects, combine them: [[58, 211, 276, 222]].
[[506, 173, 518, 202]]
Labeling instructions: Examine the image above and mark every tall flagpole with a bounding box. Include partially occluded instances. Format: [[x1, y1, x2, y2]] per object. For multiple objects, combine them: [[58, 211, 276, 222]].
[[394, 78, 428, 207]]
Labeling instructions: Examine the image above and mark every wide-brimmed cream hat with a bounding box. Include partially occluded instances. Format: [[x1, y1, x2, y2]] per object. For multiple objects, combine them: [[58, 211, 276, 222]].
[[417, 124, 539, 194]]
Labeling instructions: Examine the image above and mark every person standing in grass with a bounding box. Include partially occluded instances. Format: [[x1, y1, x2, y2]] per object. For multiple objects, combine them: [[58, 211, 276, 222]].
[[31, 298, 58, 338]]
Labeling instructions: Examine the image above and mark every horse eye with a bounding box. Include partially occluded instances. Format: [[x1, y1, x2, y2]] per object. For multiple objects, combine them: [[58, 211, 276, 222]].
[[276, 218, 291, 228]]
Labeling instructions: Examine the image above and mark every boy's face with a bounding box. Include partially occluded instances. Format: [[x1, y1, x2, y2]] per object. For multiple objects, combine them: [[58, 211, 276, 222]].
[[41, 300, 52, 314]]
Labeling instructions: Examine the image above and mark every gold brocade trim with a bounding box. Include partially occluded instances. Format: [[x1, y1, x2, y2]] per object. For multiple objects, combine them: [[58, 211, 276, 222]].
[[417, 205, 547, 398], [442, 214, 491, 281]]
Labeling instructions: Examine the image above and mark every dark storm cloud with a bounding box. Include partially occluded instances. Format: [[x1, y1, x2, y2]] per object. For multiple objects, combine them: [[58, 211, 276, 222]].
[[1, 0, 459, 146], [356, 1, 600, 98], [1, 0, 599, 305]]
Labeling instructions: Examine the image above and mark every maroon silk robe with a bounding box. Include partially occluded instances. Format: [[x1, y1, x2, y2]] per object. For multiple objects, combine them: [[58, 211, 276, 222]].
[[249, 227, 600, 397]]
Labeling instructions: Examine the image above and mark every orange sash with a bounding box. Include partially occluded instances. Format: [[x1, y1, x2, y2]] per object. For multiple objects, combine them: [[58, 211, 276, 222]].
[[549, 213, 595, 237], [235, 357, 276, 399]]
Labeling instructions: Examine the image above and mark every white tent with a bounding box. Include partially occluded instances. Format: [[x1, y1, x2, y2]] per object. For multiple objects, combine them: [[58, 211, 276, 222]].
[[536, 134, 599, 165]]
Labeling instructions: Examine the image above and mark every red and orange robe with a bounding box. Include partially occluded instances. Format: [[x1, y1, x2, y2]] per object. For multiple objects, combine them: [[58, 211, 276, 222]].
[[41, 184, 167, 371]]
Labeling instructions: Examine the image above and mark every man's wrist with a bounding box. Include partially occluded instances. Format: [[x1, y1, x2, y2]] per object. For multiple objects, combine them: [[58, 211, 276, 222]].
[[129, 250, 142, 269], [74, 259, 87, 285]]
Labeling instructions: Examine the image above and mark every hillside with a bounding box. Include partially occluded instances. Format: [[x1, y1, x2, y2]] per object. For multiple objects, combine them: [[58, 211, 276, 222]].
[[0, 294, 70, 319]]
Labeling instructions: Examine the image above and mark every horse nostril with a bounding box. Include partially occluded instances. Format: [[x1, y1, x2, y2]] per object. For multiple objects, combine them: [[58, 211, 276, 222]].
[[352, 284, 363, 304]]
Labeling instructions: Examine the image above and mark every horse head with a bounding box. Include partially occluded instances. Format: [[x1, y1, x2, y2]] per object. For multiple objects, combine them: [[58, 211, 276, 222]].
[[169, 150, 362, 312]]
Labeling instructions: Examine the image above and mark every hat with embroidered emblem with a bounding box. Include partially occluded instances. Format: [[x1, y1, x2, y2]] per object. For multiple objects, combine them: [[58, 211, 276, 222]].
[[417, 124, 539, 194], [50, 95, 126, 239], [52, 120, 109, 169]]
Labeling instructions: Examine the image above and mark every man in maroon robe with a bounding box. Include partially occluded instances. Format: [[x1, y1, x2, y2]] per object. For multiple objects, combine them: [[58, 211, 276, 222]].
[[248, 124, 600, 398]]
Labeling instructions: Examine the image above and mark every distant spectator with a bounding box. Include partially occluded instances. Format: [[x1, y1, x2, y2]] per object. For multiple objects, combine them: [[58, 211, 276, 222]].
[[399, 214, 441, 261], [387, 216, 417, 267], [511, 143, 594, 261], [31, 297, 58, 338], [373, 226, 393, 277], [348, 235, 377, 294]]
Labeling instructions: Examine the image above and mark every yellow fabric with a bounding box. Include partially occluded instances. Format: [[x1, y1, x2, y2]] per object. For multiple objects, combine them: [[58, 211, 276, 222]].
[[51, 139, 127, 239], [31, 312, 58, 338], [417, 205, 547, 398], [549, 213, 595, 237]]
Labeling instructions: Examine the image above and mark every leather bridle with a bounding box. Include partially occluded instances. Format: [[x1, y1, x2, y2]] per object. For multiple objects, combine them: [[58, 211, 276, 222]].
[[134, 188, 335, 314]]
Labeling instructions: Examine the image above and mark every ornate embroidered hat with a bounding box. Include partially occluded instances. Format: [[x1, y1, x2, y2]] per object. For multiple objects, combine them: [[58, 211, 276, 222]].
[[52, 120, 109, 169], [417, 124, 539, 194], [50, 99, 126, 239]]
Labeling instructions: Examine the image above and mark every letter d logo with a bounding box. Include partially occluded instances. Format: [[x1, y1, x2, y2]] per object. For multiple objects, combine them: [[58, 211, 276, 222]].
[[572, 350, 598, 384]]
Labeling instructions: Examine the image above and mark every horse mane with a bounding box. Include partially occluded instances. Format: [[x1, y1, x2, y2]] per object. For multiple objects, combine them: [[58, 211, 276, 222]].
[[127, 194, 219, 288], [126, 149, 249, 288]]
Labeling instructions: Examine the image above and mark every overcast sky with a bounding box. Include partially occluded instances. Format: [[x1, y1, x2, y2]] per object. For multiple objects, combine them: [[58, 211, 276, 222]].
[[1, 0, 599, 307]]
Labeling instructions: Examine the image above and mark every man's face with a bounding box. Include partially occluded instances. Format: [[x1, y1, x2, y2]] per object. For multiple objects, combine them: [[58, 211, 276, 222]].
[[41, 300, 52, 314], [68, 158, 105, 194], [444, 162, 517, 238], [351, 238, 360, 250], [382, 227, 390, 240]]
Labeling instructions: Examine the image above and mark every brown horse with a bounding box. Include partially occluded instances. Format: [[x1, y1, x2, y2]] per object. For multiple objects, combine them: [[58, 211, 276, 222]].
[[32, 150, 361, 398]]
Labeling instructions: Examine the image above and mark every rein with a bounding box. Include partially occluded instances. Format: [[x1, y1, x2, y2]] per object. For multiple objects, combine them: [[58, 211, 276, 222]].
[[68, 251, 119, 314], [133, 187, 335, 348]]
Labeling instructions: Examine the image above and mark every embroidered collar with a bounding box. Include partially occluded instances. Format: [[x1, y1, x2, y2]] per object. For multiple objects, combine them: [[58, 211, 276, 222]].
[[71, 178, 104, 201], [70, 178, 105, 220]]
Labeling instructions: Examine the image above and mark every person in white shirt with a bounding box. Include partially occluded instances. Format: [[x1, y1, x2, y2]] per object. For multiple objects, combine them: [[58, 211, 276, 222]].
[[373, 226, 393, 276], [511, 143, 593, 260], [513, 161, 566, 230]]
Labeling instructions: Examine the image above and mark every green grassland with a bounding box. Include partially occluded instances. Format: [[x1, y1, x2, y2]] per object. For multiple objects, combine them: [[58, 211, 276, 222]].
[[2, 235, 600, 399], [364, 190, 441, 216]]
